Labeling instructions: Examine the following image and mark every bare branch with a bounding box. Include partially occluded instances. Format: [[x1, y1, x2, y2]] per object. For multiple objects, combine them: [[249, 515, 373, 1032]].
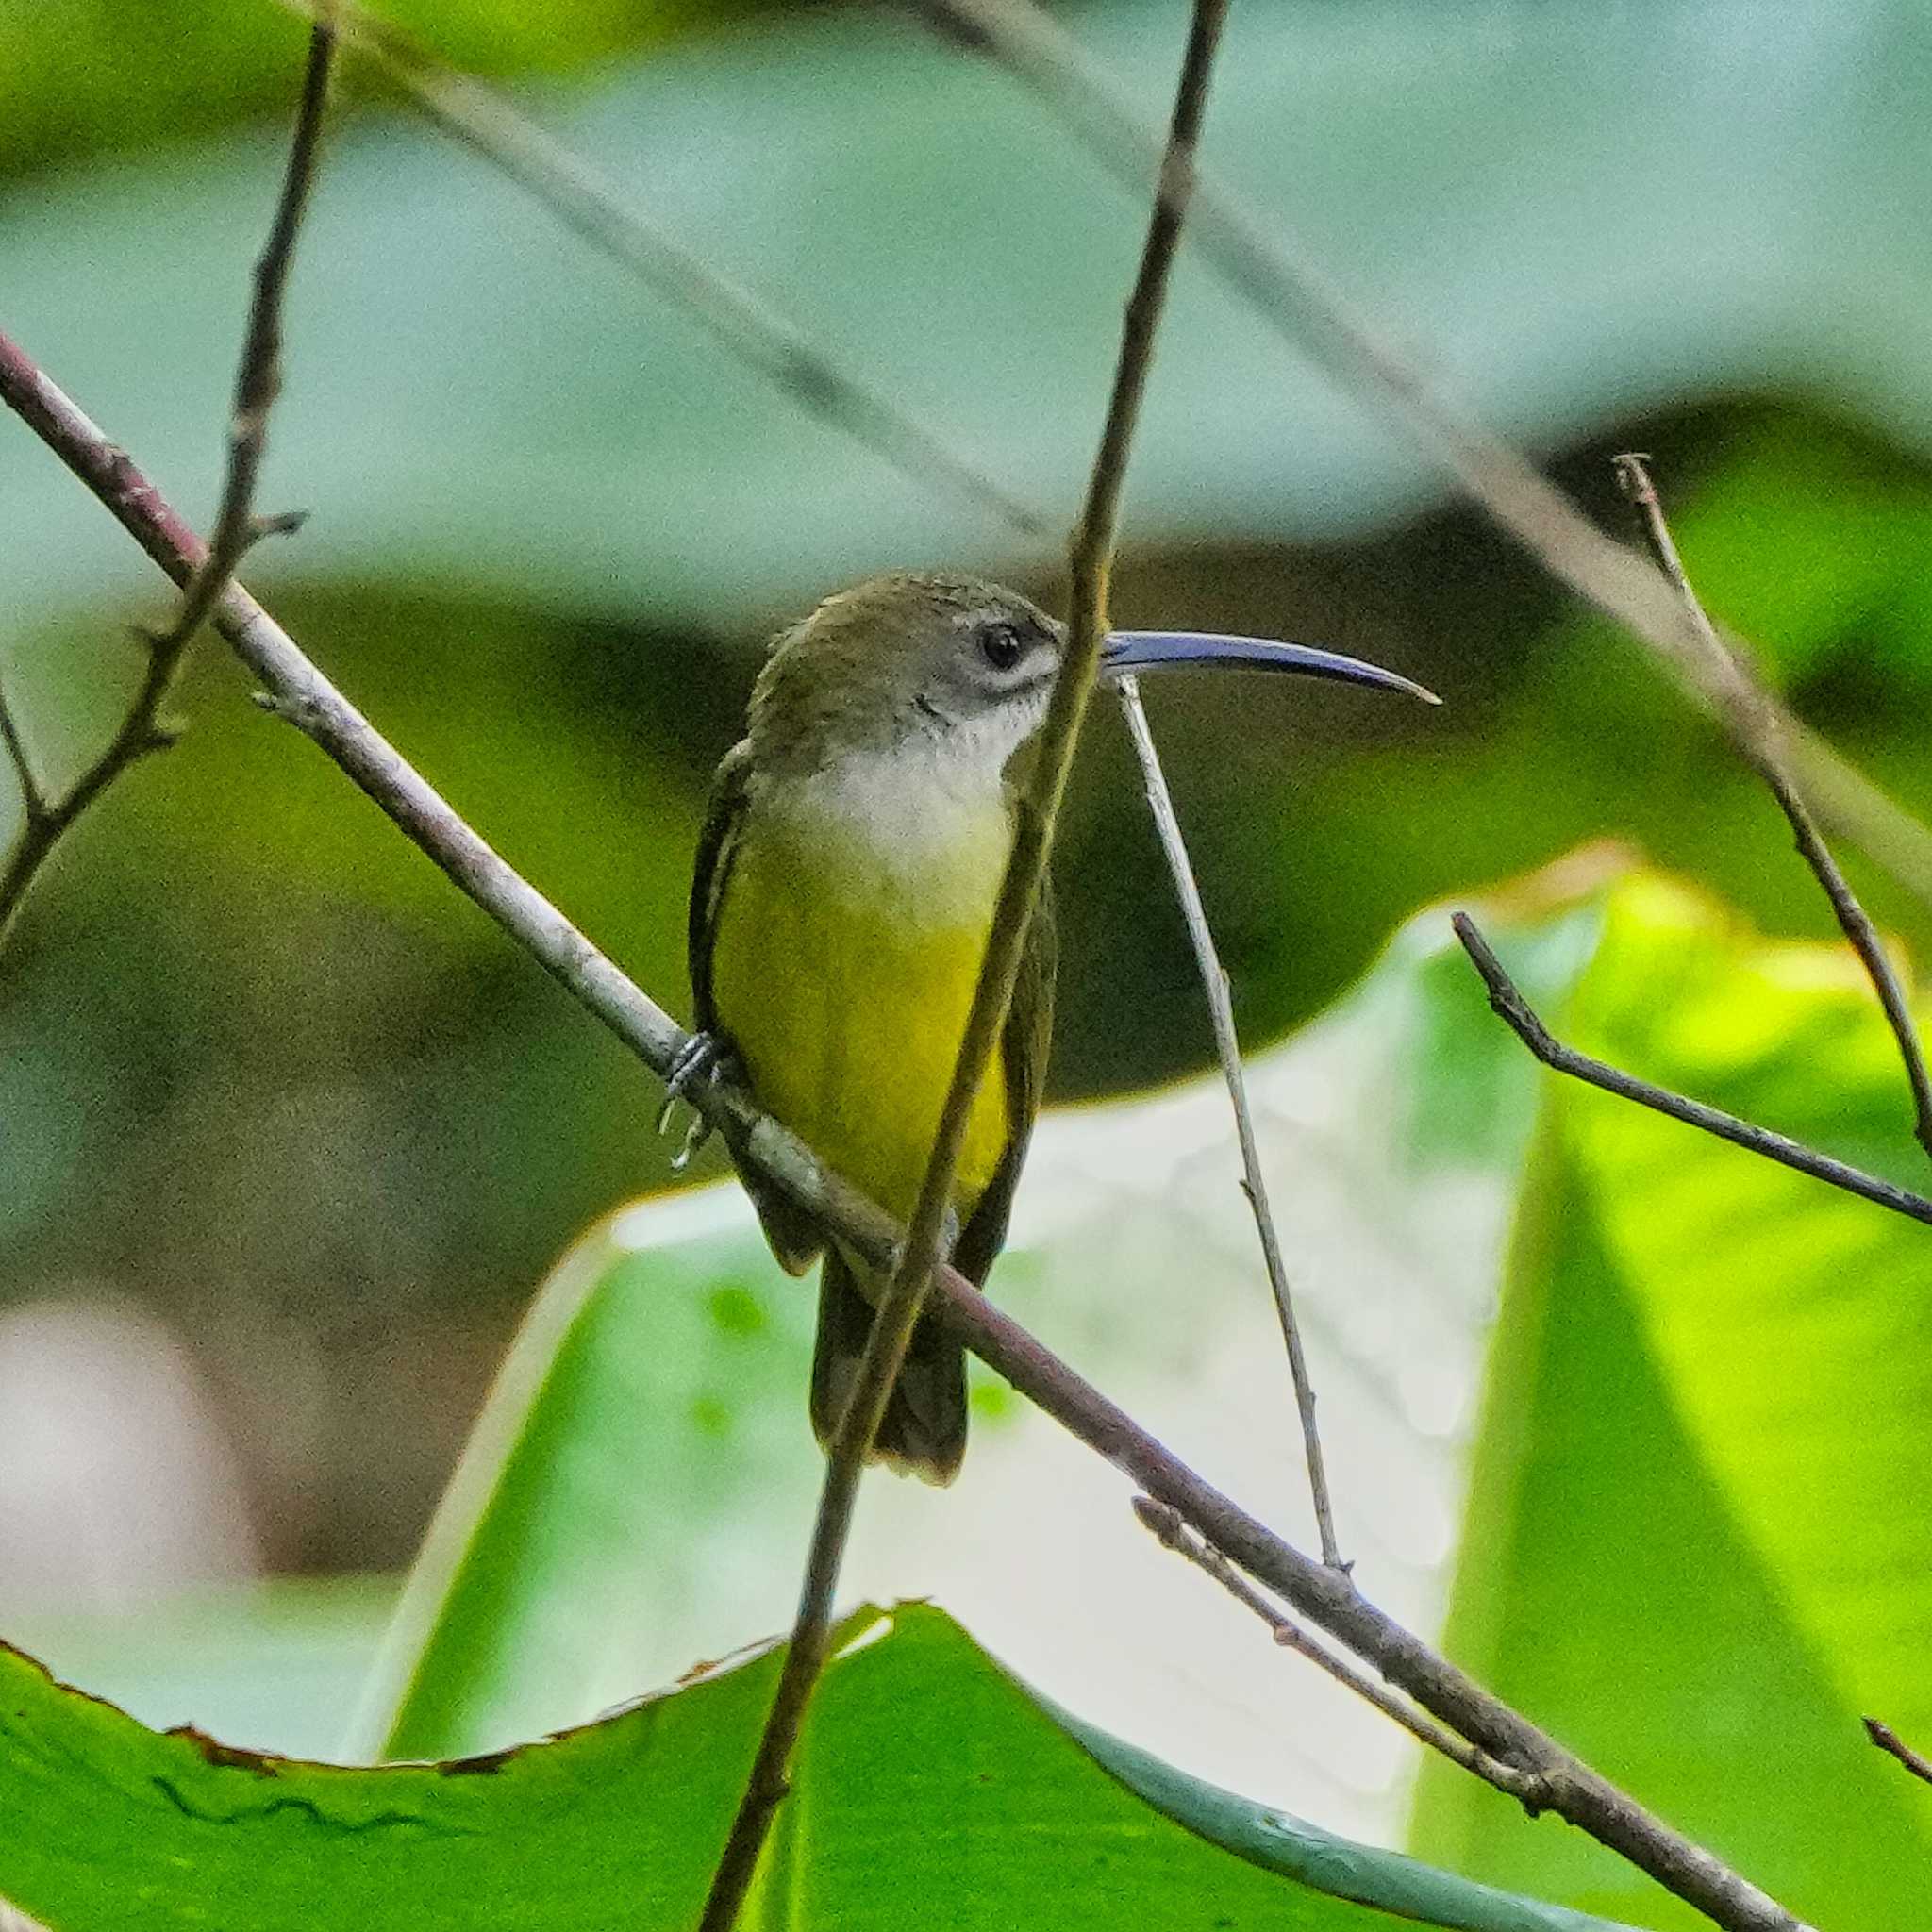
[[0, 23, 332, 945], [1611, 454, 1932, 1165], [1864, 1716, 1932, 1789], [1133, 1498, 1548, 1809], [0, 674, 48, 824], [698, 4, 1233, 1921], [283, 0, 1044, 539], [148, 17, 333, 656], [914, 0, 1932, 915], [1115, 679, 1342, 1566], [1453, 911, 1932, 1226], [0, 330, 1809, 1932]]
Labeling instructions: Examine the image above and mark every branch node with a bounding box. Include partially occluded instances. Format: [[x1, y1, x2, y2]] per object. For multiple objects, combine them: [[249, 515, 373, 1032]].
[[250, 508, 310, 543]]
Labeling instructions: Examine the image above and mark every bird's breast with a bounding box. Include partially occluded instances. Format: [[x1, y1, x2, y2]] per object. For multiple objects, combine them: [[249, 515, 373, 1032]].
[[708, 774, 1015, 1224]]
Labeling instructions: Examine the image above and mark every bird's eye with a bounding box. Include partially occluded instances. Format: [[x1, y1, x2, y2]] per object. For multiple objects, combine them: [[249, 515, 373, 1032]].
[[979, 622, 1025, 673]]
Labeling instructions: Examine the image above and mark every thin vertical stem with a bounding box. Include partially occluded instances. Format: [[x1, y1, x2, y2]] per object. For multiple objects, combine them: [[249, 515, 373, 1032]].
[[696, 4, 1232, 1923], [1115, 675, 1342, 1566]]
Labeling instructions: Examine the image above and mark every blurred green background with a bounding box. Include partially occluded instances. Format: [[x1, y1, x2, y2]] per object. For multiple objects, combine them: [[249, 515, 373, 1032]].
[[2, 0, 1931, 1916]]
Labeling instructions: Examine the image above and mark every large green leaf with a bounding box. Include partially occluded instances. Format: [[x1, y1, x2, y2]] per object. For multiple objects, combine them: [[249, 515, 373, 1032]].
[[1412, 877, 1932, 1929], [0, 1600, 1636, 1932]]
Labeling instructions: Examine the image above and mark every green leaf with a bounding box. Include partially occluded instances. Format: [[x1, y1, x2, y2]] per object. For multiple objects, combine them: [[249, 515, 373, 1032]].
[[0, 1600, 1637, 1932], [1412, 876, 1932, 1929], [356, 1197, 829, 1763]]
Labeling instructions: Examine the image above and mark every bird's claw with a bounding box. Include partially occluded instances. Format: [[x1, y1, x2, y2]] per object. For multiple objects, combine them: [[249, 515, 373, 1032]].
[[658, 1031, 731, 1169]]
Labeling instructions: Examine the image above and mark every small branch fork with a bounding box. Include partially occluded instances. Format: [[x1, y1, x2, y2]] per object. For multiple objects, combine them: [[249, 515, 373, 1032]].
[[1864, 1717, 1932, 1789], [1612, 454, 1932, 1167], [1452, 914, 1932, 1226], [1133, 1498, 1544, 1808], [1115, 680, 1343, 1567], [697, 4, 1233, 1923], [0, 332, 1809, 1932], [0, 17, 334, 946]]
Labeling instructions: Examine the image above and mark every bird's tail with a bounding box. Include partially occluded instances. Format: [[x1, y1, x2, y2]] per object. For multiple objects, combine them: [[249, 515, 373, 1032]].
[[809, 1248, 966, 1486]]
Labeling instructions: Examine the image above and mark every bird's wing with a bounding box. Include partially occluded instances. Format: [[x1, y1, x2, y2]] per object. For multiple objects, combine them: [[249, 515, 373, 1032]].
[[689, 740, 751, 1035], [689, 741, 825, 1275], [952, 808, 1056, 1288]]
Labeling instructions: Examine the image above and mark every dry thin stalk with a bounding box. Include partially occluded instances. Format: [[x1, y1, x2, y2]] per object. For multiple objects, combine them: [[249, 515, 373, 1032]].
[[915, 0, 1932, 914], [1115, 677, 1341, 1566], [0, 327, 1809, 1932], [1454, 912, 1932, 1225], [696, 3, 1233, 1921], [283, 0, 1043, 538], [0, 20, 333, 944], [1133, 1498, 1544, 1807], [1864, 1717, 1932, 1788], [1612, 453, 1932, 1165]]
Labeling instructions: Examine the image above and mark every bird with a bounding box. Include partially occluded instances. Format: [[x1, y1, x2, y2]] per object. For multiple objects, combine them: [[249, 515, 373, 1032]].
[[682, 572, 1434, 1483]]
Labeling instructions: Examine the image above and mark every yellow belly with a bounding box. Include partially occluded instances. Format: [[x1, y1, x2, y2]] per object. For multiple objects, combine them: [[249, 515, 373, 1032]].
[[709, 819, 1010, 1225]]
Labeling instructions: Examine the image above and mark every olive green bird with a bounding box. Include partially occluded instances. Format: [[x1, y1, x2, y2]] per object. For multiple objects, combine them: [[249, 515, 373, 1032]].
[[683, 573, 1432, 1483]]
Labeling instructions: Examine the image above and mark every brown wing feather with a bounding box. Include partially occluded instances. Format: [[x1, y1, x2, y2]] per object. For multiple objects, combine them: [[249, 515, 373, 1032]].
[[689, 740, 824, 1274]]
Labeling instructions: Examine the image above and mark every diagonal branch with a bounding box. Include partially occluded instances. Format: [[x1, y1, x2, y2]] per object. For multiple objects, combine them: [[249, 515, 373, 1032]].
[[284, 0, 1044, 539], [0, 21, 332, 947], [698, 3, 1232, 1921], [913, 0, 1932, 916], [1114, 679, 1342, 1566], [1453, 911, 1932, 1226], [0, 327, 1808, 1932], [1864, 1717, 1932, 1789], [0, 675, 48, 824], [1612, 454, 1932, 1166], [1133, 1497, 1545, 1809]]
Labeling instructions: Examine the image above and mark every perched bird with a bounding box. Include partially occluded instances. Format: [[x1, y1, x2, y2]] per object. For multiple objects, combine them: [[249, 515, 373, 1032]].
[[685, 573, 1432, 1483]]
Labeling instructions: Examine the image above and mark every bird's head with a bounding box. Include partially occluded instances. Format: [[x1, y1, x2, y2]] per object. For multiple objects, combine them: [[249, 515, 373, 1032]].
[[745, 572, 1435, 781]]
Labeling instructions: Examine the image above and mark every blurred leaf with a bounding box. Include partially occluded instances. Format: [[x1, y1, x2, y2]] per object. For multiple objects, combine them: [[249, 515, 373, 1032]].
[[8, 2, 1932, 634], [0, 0, 765, 183], [1411, 877, 1932, 1929], [0, 1601, 1638, 1932]]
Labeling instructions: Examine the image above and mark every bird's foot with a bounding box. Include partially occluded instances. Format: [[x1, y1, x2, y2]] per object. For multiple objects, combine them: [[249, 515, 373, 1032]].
[[657, 1031, 734, 1170]]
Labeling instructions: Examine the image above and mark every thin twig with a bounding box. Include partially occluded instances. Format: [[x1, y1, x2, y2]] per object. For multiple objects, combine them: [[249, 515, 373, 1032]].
[[1132, 1497, 1547, 1809], [1115, 679, 1342, 1567], [914, 0, 1932, 916], [1453, 911, 1932, 1226], [149, 17, 333, 655], [0, 330, 1809, 1932], [0, 23, 332, 946], [1863, 1717, 1932, 1788], [1612, 454, 1932, 1165], [0, 674, 47, 822], [697, 5, 1232, 1922], [282, 0, 1043, 540]]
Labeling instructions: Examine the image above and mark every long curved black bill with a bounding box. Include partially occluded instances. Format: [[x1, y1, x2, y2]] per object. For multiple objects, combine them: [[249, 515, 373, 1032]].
[[1102, 631, 1440, 705]]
